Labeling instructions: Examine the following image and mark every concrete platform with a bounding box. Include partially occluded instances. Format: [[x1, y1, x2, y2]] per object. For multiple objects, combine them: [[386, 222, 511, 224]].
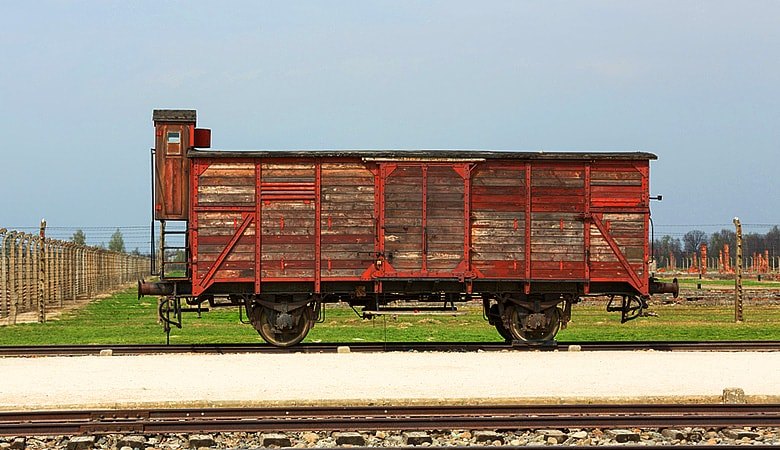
[[1, 350, 778, 410]]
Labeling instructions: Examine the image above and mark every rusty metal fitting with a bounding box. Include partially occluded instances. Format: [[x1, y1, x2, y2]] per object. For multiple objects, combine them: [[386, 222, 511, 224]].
[[138, 280, 174, 299], [649, 277, 679, 298]]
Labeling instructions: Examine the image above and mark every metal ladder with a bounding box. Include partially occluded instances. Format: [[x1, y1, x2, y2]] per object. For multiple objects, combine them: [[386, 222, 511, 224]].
[[153, 220, 189, 279]]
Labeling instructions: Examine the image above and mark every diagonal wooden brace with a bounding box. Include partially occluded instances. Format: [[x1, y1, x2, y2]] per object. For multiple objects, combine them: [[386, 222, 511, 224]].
[[198, 213, 254, 290], [591, 214, 644, 292]]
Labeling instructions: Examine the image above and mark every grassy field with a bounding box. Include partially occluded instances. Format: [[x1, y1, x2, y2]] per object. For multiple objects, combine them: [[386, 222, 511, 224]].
[[671, 277, 780, 289], [0, 287, 779, 345]]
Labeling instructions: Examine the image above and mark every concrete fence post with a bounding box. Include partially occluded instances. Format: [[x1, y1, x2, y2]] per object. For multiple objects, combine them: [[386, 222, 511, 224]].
[[38, 220, 46, 323], [58, 240, 65, 307], [19, 234, 28, 313], [46, 240, 53, 310], [69, 244, 76, 302], [733, 217, 744, 323], [16, 235, 26, 317], [0, 229, 7, 320], [8, 232, 19, 325]]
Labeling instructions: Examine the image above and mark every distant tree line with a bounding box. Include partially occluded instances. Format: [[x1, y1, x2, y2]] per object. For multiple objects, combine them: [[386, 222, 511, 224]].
[[653, 226, 780, 266], [69, 228, 145, 256]]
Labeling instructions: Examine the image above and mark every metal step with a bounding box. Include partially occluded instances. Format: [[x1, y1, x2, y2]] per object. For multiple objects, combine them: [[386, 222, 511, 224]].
[[363, 308, 464, 316]]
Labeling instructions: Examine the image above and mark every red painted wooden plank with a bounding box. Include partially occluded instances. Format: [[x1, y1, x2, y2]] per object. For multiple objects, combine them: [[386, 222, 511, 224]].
[[198, 214, 254, 290], [590, 214, 645, 293]]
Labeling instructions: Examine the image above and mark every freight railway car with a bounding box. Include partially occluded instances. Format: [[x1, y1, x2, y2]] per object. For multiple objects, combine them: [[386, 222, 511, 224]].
[[139, 110, 678, 346]]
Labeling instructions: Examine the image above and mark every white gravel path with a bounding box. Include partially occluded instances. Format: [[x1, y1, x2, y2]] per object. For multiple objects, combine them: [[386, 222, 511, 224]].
[[1, 351, 778, 410]]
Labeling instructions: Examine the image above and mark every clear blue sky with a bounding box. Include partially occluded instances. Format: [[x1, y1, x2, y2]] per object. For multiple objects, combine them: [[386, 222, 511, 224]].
[[2, 1, 778, 245]]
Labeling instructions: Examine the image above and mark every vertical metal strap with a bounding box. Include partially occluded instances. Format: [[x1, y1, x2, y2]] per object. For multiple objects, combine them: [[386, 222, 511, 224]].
[[422, 165, 428, 273], [255, 162, 262, 293], [584, 164, 591, 294], [640, 162, 650, 290], [462, 164, 471, 273], [524, 162, 532, 293], [159, 221, 166, 278], [377, 165, 386, 265], [314, 162, 322, 292]]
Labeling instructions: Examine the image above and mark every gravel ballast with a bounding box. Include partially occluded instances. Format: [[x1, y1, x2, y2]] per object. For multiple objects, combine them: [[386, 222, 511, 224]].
[[3, 427, 780, 449]]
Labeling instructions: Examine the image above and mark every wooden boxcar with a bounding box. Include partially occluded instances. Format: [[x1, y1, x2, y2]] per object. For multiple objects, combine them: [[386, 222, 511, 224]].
[[140, 110, 677, 346]]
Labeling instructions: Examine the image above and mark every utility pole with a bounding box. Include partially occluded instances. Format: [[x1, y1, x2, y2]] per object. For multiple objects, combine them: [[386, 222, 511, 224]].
[[733, 217, 743, 323]]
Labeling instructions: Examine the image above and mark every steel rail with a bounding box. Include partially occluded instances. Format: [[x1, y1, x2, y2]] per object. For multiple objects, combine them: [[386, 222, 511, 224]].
[[2, 404, 780, 436], [202, 447, 780, 450], [1, 340, 780, 357]]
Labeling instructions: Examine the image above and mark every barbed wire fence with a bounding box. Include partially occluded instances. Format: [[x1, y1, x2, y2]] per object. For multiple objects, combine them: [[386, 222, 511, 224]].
[[0, 222, 150, 325]]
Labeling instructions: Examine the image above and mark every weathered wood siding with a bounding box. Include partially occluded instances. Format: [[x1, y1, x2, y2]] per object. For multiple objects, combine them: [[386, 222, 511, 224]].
[[590, 162, 645, 208], [198, 163, 255, 206], [589, 162, 648, 281], [589, 213, 646, 279], [320, 162, 375, 278], [154, 120, 192, 220], [426, 166, 465, 272], [470, 163, 526, 278], [383, 165, 423, 272], [189, 156, 650, 295], [260, 163, 315, 279], [530, 163, 586, 279], [196, 162, 256, 282], [196, 211, 256, 281]]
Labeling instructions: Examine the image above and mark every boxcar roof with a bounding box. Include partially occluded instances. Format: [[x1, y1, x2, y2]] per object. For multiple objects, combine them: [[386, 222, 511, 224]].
[[188, 149, 657, 160]]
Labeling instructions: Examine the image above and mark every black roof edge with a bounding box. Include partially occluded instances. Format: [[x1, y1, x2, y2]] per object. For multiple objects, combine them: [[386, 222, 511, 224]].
[[187, 149, 658, 161], [153, 109, 196, 123]]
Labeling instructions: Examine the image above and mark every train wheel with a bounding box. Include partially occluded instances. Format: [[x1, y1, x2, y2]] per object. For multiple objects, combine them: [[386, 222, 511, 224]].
[[253, 305, 314, 347], [488, 304, 513, 342], [505, 305, 562, 342]]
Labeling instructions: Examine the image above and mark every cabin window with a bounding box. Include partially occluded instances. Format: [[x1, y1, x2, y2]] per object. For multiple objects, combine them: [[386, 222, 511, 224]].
[[166, 131, 182, 155]]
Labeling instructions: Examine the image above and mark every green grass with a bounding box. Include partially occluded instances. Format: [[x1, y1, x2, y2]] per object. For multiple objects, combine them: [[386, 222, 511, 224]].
[[0, 288, 779, 345], [667, 276, 780, 289]]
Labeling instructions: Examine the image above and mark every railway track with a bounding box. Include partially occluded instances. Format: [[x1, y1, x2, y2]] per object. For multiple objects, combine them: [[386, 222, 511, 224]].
[[1, 340, 779, 357], [2, 404, 780, 436]]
